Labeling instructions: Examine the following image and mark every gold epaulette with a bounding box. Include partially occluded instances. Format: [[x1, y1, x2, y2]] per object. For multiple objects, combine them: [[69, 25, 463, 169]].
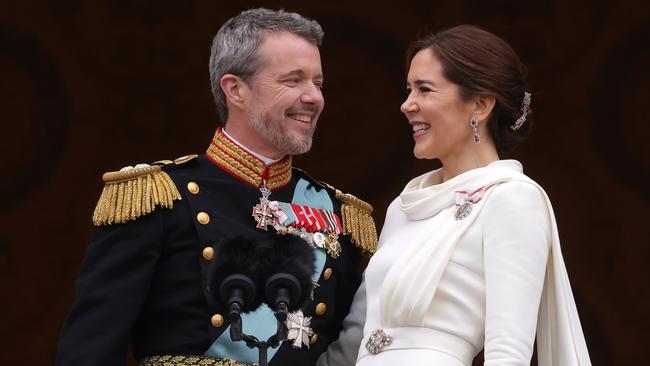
[[92, 164, 182, 226], [335, 190, 378, 256]]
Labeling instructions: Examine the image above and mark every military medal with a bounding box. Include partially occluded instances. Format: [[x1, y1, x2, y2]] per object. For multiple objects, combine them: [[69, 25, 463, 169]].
[[252, 183, 344, 258], [286, 309, 314, 349], [261, 202, 344, 258], [285, 203, 343, 257], [324, 234, 341, 258], [312, 232, 327, 248], [454, 187, 484, 221], [252, 181, 276, 230]]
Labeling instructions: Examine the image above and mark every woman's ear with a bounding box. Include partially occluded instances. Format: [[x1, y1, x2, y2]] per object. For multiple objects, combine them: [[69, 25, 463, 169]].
[[473, 95, 496, 123], [220, 74, 250, 110]]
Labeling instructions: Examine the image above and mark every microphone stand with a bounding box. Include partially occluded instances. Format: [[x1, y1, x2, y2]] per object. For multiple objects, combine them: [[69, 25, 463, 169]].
[[223, 273, 299, 366], [229, 316, 287, 366]]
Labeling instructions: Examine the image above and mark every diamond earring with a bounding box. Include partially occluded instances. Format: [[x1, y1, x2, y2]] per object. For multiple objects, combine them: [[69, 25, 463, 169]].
[[470, 114, 480, 144]]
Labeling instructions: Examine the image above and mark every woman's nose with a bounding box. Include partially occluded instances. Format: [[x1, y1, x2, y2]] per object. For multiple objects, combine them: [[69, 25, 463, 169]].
[[401, 95, 417, 114]]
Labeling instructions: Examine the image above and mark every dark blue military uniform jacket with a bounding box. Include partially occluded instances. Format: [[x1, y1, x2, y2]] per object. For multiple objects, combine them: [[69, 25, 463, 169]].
[[56, 133, 375, 366]]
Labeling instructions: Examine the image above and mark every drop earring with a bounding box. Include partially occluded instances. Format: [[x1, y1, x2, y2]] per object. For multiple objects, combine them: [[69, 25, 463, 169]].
[[470, 114, 480, 144]]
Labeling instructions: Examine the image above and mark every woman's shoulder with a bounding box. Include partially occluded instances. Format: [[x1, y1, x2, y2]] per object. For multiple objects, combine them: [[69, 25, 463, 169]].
[[490, 174, 546, 202], [479, 179, 553, 246], [481, 176, 553, 250], [486, 161, 547, 200], [485, 177, 549, 215]]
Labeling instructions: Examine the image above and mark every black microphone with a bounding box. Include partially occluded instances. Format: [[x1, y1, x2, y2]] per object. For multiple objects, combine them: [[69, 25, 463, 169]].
[[210, 234, 315, 320]]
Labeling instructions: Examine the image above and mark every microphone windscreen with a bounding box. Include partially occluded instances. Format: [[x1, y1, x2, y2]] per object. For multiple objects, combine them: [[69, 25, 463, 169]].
[[210, 236, 267, 312], [209, 234, 316, 313], [255, 235, 316, 311]]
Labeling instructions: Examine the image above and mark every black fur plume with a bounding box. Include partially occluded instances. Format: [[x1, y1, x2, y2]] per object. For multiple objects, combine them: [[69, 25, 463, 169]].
[[209, 235, 316, 313], [255, 234, 316, 312]]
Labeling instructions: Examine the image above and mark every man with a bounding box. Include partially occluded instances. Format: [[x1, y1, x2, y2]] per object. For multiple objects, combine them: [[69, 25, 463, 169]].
[[56, 8, 376, 366]]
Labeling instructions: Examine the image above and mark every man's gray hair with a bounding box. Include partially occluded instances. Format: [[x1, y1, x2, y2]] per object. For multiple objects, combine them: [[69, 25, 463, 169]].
[[209, 8, 324, 123]]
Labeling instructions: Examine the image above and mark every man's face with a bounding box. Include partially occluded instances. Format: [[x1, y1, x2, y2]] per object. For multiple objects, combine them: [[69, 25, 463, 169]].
[[247, 31, 324, 156]]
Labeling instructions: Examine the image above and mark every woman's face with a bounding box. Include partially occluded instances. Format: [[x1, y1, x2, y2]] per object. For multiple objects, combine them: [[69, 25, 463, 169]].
[[401, 49, 475, 161]]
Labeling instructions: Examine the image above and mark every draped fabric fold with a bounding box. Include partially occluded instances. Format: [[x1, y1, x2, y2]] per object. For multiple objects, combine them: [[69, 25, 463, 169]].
[[379, 160, 591, 366]]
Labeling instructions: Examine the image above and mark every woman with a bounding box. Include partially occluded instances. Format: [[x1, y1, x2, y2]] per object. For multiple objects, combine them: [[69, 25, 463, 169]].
[[352, 25, 590, 366]]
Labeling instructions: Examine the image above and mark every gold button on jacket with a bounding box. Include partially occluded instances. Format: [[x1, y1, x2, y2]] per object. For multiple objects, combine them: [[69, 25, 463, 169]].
[[211, 314, 224, 327], [310, 334, 318, 345], [187, 181, 200, 194], [202, 246, 214, 261], [197, 212, 210, 225], [315, 302, 327, 316], [323, 268, 332, 280]]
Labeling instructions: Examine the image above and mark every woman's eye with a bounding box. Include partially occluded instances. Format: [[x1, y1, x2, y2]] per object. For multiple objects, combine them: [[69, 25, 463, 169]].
[[405, 88, 412, 95], [419, 87, 432, 93]]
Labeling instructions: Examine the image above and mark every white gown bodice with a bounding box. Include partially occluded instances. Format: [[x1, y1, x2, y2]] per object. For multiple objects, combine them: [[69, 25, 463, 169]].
[[360, 196, 487, 365]]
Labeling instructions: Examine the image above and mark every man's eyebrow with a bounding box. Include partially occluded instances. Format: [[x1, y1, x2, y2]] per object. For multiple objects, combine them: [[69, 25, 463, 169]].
[[278, 70, 324, 80], [278, 69, 304, 78]]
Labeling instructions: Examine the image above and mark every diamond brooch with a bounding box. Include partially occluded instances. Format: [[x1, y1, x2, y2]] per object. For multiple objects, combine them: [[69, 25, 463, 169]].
[[365, 329, 393, 354]]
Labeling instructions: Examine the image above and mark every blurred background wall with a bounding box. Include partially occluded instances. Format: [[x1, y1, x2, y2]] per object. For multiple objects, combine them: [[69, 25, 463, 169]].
[[1, 0, 648, 364]]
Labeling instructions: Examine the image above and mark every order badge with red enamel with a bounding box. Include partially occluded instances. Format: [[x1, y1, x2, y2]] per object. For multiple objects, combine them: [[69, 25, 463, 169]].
[[252, 182, 277, 230]]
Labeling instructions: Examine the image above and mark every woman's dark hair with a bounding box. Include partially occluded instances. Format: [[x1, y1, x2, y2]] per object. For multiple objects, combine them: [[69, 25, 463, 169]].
[[407, 25, 532, 154]]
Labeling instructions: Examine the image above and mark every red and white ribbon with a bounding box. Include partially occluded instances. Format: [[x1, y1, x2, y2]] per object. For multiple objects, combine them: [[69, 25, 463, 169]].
[[454, 187, 485, 206]]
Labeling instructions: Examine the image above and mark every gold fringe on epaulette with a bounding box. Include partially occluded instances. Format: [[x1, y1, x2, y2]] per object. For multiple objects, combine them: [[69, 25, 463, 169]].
[[92, 166, 181, 226], [336, 191, 378, 256]]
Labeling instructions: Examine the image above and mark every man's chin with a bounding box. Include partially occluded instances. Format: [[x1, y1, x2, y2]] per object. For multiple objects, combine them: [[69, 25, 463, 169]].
[[288, 141, 312, 155], [282, 129, 313, 153], [285, 136, 313, 155]]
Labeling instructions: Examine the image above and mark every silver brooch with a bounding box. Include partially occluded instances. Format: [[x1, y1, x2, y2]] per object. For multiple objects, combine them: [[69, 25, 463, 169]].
[[365, 329, 393, 354], [453, 187, 485, 221], [454, 202, 473, 220]]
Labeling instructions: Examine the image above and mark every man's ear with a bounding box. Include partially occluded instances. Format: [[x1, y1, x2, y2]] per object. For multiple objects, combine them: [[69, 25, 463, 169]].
[[473, 95, 496, 123], [220, 74, 250, 110]]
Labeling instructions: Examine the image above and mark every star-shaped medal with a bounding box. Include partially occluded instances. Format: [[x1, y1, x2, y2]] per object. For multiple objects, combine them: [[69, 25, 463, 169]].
[[286, 309, 314, 349]]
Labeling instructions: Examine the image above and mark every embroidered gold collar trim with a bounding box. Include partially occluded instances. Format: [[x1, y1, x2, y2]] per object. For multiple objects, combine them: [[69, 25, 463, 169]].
[[206, 128, 292, 190]]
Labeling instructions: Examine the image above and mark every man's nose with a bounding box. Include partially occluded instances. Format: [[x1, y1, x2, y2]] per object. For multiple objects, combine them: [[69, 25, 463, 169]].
[[300, 83, 324, 105]]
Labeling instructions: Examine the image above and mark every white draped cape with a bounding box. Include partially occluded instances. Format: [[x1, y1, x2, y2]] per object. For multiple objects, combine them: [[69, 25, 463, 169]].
[[379, 162, 591, 365]]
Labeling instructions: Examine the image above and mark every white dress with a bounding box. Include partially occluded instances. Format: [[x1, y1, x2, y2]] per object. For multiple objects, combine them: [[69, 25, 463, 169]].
[[318, 160, 591, 366]]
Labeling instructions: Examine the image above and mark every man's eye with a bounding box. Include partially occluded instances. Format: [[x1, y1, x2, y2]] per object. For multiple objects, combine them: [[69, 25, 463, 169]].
[[314, 81, 324, 90], [284, 78, 300, 86]]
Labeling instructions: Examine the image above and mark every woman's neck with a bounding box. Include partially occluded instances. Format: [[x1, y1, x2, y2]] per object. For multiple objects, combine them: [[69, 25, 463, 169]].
[[440, 142, 499, 182]]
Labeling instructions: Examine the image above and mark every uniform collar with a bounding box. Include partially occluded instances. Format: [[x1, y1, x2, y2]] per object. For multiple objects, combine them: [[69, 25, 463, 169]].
[[220, 127, 282, 166], [206, 127, 293, 190]]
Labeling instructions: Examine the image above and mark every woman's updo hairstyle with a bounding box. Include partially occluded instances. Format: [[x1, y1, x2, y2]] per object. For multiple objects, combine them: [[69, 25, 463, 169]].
[[407, 25, 532, 154]]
